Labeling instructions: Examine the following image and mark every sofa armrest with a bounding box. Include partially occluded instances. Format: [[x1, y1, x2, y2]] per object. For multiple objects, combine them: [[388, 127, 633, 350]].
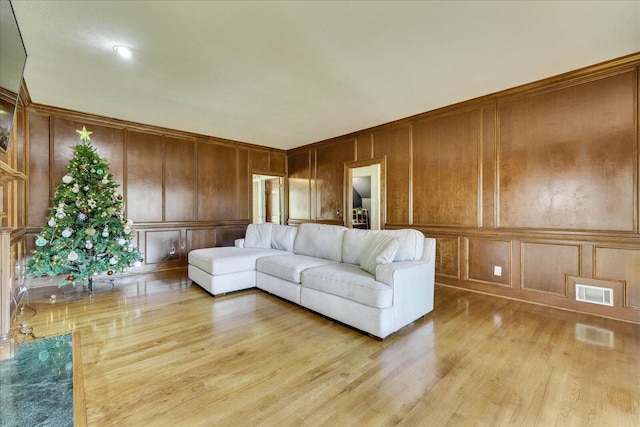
[[375, 260, 427, 286], [376, 259, 435, 330], [235, 238, 245, 248]]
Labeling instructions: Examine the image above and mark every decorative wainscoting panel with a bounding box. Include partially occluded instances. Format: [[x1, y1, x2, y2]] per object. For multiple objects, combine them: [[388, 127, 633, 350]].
[[468, 238, 511, 287], [567, 275, 625, 310], [215, 226, 247, 247], [187, 228, 217, 251], [520, 242, 581, 296], [144, 229, 182, 264], [594, 246, 640, 309], [435, 236, 459, 278]]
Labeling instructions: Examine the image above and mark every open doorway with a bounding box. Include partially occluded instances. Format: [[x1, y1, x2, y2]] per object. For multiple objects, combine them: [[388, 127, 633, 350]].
[[345, 158, 385, 230], [252, 174, 283, 224]]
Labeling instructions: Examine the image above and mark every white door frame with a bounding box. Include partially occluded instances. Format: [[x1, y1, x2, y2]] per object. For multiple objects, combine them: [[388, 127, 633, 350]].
[[344, 157, 386, 229]]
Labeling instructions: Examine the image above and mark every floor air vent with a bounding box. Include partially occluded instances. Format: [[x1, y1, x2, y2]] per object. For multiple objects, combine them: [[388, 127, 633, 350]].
[[576, 284, 613, 306]]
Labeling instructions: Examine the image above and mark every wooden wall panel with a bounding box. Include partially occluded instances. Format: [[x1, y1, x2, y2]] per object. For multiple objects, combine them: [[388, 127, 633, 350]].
[[498, 70, 636, 231], [215, 226, 247, 247], [187, 229, 217, 251], [468, 238, 511, 286], [521, 242, 580, 296], [372, 125, 411, 225], [481, 104, 496, 228], [594, 247, 640, 309], [315, 140, 355, 221], [436, 237, 459, 278], [126, 131, 163, 222], [288, 151, 311, 221], [53, 118, 124, 189], [165, 137, 196, 222], [238, 148, 249, 221], [197, 142, 238, 221], [356, 135, 372, 161], [14, 107, 26, 175], [413, 109, 480, 226], [270, 152, 286, 175], [249, 149, 269, 171], [145, 230, 182, 263], [27, 112, 51, 226]]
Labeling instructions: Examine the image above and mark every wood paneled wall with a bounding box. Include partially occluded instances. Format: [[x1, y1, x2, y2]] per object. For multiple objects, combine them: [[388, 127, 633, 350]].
[[287, 53, 640, 323], [25, 107, 286, 274], [288, 139, 356, 225]]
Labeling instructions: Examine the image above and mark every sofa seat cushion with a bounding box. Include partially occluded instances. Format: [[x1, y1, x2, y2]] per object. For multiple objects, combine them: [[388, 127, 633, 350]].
[[301, 264, 393, 309], [257, 254, 337, 284], [189, 247, 288, 276]]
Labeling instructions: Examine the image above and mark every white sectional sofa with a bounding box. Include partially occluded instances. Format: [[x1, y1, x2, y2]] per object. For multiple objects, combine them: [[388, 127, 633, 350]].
[[188, 223, 435, 339]]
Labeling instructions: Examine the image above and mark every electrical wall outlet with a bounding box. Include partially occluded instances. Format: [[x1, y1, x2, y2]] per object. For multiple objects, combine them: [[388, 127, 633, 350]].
[[168, 247, 176, 256], [493, 265, 502, 276]]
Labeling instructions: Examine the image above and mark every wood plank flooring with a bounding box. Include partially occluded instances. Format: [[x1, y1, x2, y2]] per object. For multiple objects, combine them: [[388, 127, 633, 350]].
[[13, 270, 640, 426]]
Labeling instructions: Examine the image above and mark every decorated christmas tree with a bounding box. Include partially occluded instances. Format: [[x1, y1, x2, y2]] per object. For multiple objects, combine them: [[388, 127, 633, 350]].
[[26, 126, 143, 289]]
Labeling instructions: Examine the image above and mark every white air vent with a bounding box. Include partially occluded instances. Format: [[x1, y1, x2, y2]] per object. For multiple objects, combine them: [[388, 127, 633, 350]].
[[576, 284, 613, 306], [575, 323, 615, 348]]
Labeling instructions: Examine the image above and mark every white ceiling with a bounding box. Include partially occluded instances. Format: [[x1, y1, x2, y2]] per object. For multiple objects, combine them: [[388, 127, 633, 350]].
[[10, 0, 640, 150]]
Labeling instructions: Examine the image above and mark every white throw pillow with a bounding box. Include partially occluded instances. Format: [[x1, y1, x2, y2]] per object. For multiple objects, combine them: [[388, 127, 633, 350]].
[[360, 234, 400, 275], [244, 223, 273, 249], [271, 224, 297, 252]]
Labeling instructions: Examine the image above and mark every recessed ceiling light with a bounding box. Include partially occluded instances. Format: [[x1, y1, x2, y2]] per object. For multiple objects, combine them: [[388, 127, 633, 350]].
[[113, 45, 133, 59]]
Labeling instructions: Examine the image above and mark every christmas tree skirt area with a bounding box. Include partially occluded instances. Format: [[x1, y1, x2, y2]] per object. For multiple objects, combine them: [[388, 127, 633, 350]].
[[29, 276, 123, 303], [0, 333, 76, 426]]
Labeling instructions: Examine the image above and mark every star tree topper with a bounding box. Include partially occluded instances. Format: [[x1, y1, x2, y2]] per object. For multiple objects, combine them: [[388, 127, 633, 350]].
[[76, 125, 93, 143]]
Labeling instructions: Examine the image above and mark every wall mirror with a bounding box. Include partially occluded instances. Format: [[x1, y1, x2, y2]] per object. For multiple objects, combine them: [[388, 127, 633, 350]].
[[0, 0, 28, 152]]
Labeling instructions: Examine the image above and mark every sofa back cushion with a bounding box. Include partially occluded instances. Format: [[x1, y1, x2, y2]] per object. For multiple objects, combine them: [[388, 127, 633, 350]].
[[293, 223, 347, 262], [271, 224, 297, 252], [359, 233, 400, 275], [378, 229, 424, 261], [342, 229, 370, 265], [244, 223, 273, 249]]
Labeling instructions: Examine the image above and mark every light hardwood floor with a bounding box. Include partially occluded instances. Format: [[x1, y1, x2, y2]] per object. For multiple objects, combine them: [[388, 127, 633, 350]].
[[13, 270, 640, 426]]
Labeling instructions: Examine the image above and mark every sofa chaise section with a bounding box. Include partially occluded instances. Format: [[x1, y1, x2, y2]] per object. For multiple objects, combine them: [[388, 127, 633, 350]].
[[188, 246, 288, 296], [188, 223, 295, 296]]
